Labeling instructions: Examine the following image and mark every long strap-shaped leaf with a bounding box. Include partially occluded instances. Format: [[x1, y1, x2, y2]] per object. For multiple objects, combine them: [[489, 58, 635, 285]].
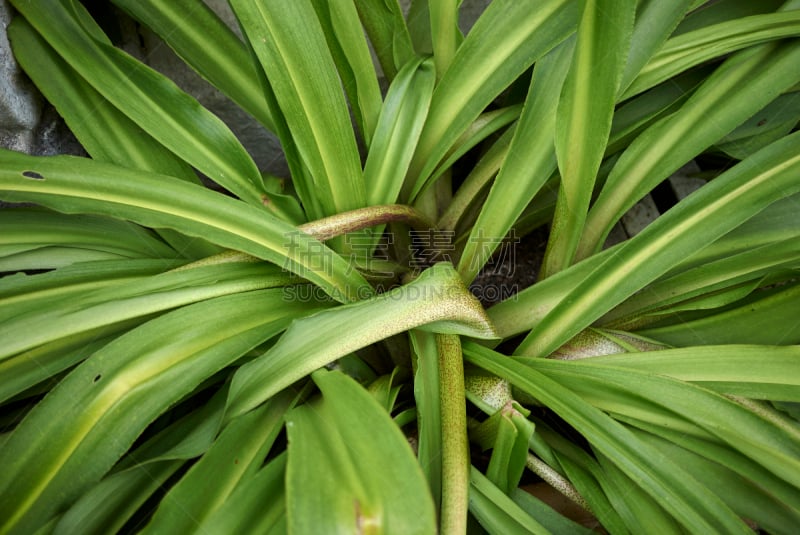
[[463, 342, 752, 534], [542, 0, 636, 277], [624, 10, 800, 98], [0, 208, 177, 261], [618, 0, 695, 93], [352, 0, 415, 81], [143, 390, 296, 534], [0, 290, 319, 535], [286, 369, 437, 534], [7, 18, 197, 183], [365, 56, 436, 206], [310, 0, 383, 148], [9, 0, 277, 211], [230, 0, 366, 218], [54, 391, 228, 535], [585, 345, 800, 401], [110, 0, 276, 132], [405, 0, 578, 200], [578, 39, 800, 257], [0, 262, 292, 362], [8, 17, 227, 258], [518, 130, 800, 357], [226, 262, 497, 418], [524, 357, 800, 487], [0, 150, 372, 303], [429, 0, 461, 77], [457, 38, 573, 283]]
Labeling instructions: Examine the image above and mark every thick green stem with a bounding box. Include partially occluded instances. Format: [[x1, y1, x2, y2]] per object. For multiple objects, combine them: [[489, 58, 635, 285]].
[[437, 333, 470, 534]]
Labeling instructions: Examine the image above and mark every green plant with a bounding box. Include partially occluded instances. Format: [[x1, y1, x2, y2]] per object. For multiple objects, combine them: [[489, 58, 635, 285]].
[[1, 0, 800, 532]]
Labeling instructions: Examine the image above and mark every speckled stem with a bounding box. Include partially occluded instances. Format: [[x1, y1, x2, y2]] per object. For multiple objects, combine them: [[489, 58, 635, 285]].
[[170, 204, 435, 271], [298, 204, 436, 242], [437, 333, 470, 535], [525, 453, 591, 512]]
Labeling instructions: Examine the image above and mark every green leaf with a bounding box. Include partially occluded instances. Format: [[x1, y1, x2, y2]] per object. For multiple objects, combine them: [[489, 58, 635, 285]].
[[625, 10, 800, 98], [0, 262, 295, 362], [286, 369, 436, 534], [593, 451, 683, 533], [230, 0, 366, 218], [55, 391, 227, 535], [0, 151, 372, 303], [715, 89, 800, 159], [111, 0, 276, 131], [478, 403, 534, 495], [310, 0, 383, 147], [0, 259, 178, 320], [463, 342, 753, 534], [9, 0, 275, 210], [603, 236, 800, 328], [365, 57, 436, 206], [0, 323, 136, 405], [429, 0, 461, 76], [0, 208, 177, 263], [579, 40, 800, 256], [458, 38, 572, 282], [405, 0, 579, 199], [607, 68, 707, 155], [227, 262, 497, 418], [410, 330, 443, 510], [633, 428, 800, 535], [618, 0, 695, 93], [199, 454, 288, 534], [468, 466, 550, 535], [7, 17, 197, 182], [144, 389, 296, 533], [56, 460, 182, 535], [536, 426, 629, 534], [437, 124, 515, 233], [638, 282, 800, 347], [352, 0, 415, 81], [7, 16, 228, 258], [0, 290, 318, 534], [518, 131, 800, 357], [619, 416, 800, 519], [426, 104, 522, 199], [587, 344, 800, 403], [510, 488, 595, 535], [523, 357, 800, 490], [542, 0, 636, 276]]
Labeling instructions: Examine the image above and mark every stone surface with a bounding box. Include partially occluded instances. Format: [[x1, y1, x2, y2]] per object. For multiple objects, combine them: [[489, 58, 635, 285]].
[[0, 0, 41, 153]]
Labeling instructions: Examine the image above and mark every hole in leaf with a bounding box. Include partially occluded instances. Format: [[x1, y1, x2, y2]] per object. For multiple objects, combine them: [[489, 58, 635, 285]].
[[22, 171, 44, 180], [93, 374, 102, 383]]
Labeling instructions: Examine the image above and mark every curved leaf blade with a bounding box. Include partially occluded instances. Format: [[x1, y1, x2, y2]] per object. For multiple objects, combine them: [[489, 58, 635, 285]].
[[9, 0, 274, 209], [286, 369, 436, 534], [406, 0, 578, 199], [542, 0, 636, 275], [0, 151, 372, 303], [519, 131, 800, 357], [227, 263, 497, 418], [111, 0, 276, 131], [0, 290, 318, 534], [463, 342, 752, 534], [230, 0, 366, 217], [579, 39, 800, 256]]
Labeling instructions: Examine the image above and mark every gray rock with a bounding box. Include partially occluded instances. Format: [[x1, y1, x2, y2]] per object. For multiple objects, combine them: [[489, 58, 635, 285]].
[[0, 0, 41, 153]]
